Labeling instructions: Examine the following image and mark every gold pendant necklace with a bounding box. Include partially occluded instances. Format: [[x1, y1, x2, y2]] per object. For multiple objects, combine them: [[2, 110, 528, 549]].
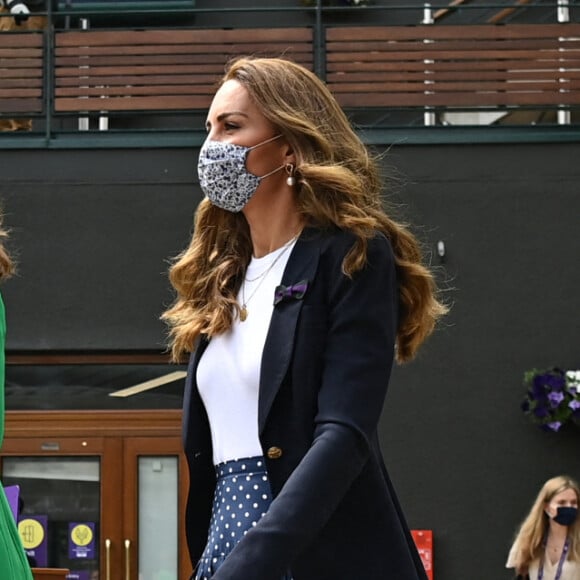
[[240, 235, 297, 321]]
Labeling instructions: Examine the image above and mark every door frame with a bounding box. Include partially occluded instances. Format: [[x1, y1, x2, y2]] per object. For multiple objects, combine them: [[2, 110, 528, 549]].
[[1, 410, 189, 580]]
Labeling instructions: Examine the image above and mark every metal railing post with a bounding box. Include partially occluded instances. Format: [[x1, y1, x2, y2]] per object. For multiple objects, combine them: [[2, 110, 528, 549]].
[[44, 0, 54, 144], [557, 0, 571, 125], [422, 3, 436, 126], [314, 0, 324, 81], [78, 17, 90, 131]]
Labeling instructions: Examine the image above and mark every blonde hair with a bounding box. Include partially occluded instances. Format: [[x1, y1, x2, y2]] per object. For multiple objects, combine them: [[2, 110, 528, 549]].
[[511, 475, 580, 575], [162, 56, 447, 362], [0, 210, 14, 280]]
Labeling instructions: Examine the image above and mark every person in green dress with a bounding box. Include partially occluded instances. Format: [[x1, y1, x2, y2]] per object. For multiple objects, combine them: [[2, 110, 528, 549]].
[[0, 214, 33, 580]]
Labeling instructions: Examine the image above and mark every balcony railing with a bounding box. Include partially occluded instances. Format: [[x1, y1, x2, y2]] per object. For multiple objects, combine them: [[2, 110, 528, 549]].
[[1, 2, 580, 147]]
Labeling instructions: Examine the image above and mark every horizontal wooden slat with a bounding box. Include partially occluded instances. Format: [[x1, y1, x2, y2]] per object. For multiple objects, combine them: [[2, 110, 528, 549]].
[[0, 88, 42, 97], [0, 58, 43, 69], [56, 64, 228, 77], [326, 58, 580, 73], [57, 58, 312, 77], [0, 69, 43, 79], [0, 33, 43, 48], [0, 78, 43, 88], [325, 38, 570, 53], [330, 80, 580, 93], [55, 85, 215, 97], [0, 98, 42, 113], [55, 51, 312, 67], [335, 91, 580, 108], [326, 49, 580, 63], [55, 74, 220, 87], [55, 27, 312, 47], [55, 43, 312, 58], [0, 48, 43, 58], [326, 23, 580, 42], [327, 70, 580, 83], [54, 95, 213, 112]]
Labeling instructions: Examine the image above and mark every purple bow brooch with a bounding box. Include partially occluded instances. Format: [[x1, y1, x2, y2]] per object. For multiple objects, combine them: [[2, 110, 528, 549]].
[[274, 280, 309, 306]]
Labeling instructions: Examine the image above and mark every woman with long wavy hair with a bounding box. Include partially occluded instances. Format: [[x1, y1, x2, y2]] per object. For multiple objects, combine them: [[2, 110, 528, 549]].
[[507, 475, 580, 579], [0, 213, 33, 580], [163, 56, 447, 580]]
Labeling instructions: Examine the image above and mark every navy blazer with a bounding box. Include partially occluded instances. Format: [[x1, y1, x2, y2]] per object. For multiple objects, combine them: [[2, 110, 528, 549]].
[[182, 226, 428, 580]]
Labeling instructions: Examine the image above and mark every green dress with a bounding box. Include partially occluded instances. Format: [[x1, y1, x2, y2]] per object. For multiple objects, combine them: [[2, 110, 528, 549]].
[[0, 294, 34, 579]]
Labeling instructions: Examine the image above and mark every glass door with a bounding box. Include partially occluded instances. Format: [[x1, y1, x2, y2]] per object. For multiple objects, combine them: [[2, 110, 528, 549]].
[[123, 437, 188, 580], [3, 455, 100, 578], [0, 435, 124, 580], [1, 410, 186, 580]]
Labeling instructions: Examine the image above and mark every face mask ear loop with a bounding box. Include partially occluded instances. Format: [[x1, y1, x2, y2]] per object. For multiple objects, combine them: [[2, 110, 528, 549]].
[[245, 134, 284, 179], [248, 134, 283, 151], [257, 164, 286, 180]]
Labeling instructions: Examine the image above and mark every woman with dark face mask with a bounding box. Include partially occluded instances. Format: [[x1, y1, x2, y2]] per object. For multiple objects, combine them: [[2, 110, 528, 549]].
[[163, 56, 447, 580], [507, 475, 580, 580]]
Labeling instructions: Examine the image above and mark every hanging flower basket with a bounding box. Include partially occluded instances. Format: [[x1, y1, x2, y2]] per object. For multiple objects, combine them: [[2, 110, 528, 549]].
[[521, 368, 580, 432]]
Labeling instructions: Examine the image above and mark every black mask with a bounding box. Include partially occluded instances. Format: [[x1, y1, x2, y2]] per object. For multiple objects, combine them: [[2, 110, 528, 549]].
[[553, 506, 578, 526]]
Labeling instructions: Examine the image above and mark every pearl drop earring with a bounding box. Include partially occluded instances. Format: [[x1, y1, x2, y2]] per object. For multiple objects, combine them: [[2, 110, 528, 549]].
[[285, 163, 296, 187]]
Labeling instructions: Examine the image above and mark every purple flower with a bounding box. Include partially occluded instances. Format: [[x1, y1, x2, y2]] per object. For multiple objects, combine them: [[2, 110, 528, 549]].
[[532, 377, 548, 398], [522, 368, 578, 431], [533, 406, 549, 418], [547, 391, 565, 408], [547, 375, 566, 390], [533, 369, 566, 390]]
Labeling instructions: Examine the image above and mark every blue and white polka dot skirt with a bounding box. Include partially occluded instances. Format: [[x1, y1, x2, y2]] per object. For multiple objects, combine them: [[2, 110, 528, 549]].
[[194, 455, 293, 580]]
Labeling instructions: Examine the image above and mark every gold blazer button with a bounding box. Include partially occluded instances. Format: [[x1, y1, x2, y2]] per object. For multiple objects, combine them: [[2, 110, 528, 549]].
[[266, 446, 283, 459]]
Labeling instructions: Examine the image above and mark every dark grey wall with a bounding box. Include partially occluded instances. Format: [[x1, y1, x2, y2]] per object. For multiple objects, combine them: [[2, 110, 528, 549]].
[[1, 141, 579, 579], [1, 149, 199, 350], [377, 143, 580, 579]]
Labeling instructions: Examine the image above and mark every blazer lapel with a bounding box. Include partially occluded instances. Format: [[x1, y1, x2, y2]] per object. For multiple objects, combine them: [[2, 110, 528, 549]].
[[182, 335, 210, 451], [258, 228, 321, 434]]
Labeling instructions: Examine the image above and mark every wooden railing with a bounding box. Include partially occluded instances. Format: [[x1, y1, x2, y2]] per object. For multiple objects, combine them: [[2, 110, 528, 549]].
[[0, 31, 44, 118], [325, 24, 580, 110], [53, 27, 313, 113], [1, 19, 580, 136], [48, 24, 580, 113]]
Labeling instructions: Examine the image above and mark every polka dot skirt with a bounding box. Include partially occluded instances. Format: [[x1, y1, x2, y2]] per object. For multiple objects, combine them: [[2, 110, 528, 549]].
[[194, 455, 293, 580]]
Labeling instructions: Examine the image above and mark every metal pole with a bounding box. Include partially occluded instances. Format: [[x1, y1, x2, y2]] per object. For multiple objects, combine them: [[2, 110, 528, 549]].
[[78, 17, 90, 131], [422, 3, 436, 126], [557, 0, 571, 125]]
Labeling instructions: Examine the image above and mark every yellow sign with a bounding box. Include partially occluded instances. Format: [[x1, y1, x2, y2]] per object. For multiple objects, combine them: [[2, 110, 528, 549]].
[[18, 518, 45, 549], [71, 524, 93, 546]]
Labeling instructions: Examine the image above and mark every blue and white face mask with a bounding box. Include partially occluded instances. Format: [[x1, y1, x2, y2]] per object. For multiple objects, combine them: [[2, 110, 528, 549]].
[[197, 134, 283, 213]]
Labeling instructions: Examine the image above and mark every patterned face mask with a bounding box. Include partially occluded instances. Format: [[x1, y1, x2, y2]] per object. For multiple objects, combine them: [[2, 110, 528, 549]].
[[197, 134, 283, 212]]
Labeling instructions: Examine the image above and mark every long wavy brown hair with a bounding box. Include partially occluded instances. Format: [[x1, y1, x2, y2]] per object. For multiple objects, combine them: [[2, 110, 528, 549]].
[[162, 56, 447, 362], [510, 475, 580, 575]]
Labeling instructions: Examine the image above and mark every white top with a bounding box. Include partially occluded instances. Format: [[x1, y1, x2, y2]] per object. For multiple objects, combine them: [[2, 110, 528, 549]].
[[506, 538, 580, 580], [196, 240, 296, 466]]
